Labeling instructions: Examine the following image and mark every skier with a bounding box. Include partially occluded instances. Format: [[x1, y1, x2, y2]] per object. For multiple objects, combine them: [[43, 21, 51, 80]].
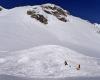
[[76, 64, 80, 70], [64, 61, 68, 66]]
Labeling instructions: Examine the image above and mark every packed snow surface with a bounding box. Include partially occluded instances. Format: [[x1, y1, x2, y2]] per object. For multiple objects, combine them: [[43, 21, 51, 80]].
[[0, 45, 100, 78]]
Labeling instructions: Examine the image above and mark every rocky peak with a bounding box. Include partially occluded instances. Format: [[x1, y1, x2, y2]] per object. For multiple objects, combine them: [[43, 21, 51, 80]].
[[0, 6, 3, 11], [42, 4, 70, 22], [27, 4, 70, 24], [27, 10, 48, 24], [42, 4, 69, 15]]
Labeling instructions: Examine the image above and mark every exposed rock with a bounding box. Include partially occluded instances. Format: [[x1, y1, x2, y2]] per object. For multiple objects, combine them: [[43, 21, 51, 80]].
[[31, 14, 48, 24], [43, 5, 68, 16], [52, 11, 60, 17], [42, 4, 69, 22], [27, 4, 69, 24], [58, 17, 67, 22], [27, 10, 48, 24], [27, 10, 33, 15], [57, 8, 68, 16], [0, 7, 2, 11], [43, 5, 57, 10], [43, 10, 52, 14]]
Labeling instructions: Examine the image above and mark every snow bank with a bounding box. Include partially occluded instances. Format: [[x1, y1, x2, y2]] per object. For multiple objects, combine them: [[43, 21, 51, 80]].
[[0, 45, 100, 78]]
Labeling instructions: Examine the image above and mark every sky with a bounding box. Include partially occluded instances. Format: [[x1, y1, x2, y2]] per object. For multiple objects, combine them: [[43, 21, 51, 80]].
[[0, 0, 100, 23]]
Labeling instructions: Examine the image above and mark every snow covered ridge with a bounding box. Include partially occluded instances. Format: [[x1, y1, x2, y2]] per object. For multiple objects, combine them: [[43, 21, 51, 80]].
[[0, 6, 7, 11], [0, 45, 100, 78], [27, 3, 69, 24], [0, 3, 100, 78], [0, 3, 100, 56], [94, 23, 100, 33]]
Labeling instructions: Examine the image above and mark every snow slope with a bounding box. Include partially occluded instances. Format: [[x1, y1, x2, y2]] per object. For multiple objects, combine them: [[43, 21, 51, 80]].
[[0, 4, 100, 78], [0, 45, 100, 78], [0, 4, 100, 57]]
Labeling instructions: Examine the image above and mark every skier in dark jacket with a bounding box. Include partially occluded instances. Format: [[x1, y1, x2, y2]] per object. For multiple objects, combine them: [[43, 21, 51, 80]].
[[64, 61, 68, 66], [76, 64, 80, 70]]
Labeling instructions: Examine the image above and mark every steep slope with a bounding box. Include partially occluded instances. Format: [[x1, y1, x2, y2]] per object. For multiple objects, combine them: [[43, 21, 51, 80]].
[[0, 6, 62, 51], [0, 4, 100, 57], [46, 16, 100, 57]]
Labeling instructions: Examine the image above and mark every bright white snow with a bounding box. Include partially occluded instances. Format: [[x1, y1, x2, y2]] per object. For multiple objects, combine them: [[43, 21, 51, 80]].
[[0, 4, 100, 57], [0, 45, 100, 78], [0, 4, 100, 78]]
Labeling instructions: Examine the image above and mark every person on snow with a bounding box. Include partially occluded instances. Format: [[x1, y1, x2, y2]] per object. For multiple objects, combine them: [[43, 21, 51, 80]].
[[64, 61, 68, 66], [76, 64, 80, 70]]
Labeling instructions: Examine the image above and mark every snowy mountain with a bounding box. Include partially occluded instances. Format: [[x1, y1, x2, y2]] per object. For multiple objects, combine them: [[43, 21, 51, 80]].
[[0, 3, 100, 78]]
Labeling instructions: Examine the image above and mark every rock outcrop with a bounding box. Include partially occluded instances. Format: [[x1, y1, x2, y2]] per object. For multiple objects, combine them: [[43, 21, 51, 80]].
[[27, 4, 70, 24], [42, 4, 69, 22], [27, 10, 48, 24], [0, 7, 2, 11]]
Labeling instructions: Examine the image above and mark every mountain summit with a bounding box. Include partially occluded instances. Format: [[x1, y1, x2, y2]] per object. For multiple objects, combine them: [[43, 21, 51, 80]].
[[0, 3, 100, 57], [27, 4, 70, 24], [0, 3, 100, 78]]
